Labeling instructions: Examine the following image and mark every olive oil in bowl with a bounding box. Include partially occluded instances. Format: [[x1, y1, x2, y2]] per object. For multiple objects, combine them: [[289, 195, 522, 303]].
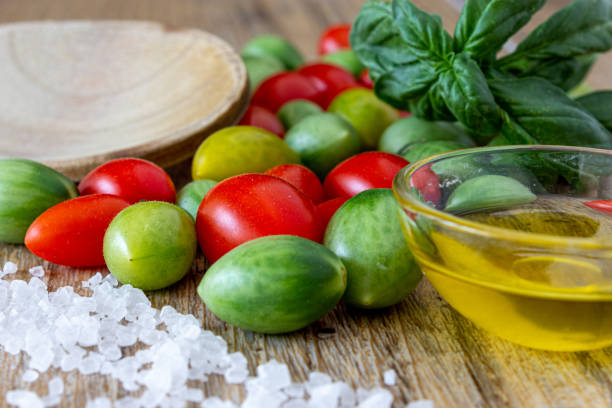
[[394, 146, 612, 351]]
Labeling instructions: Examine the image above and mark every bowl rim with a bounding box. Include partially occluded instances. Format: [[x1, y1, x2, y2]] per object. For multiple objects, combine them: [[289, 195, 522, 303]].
[[393, 144, 612, 250]]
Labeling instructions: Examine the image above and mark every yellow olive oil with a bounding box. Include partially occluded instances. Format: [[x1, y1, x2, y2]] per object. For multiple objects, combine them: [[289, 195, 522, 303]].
[[403, 195, 612, 351]]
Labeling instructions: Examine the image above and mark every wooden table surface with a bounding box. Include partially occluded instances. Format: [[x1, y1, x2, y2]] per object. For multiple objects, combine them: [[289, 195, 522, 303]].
[[1, 1, 611, 407]]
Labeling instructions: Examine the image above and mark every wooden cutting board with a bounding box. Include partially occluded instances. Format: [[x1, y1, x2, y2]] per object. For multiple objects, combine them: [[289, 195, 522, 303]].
[[0, 21, 249, 180]]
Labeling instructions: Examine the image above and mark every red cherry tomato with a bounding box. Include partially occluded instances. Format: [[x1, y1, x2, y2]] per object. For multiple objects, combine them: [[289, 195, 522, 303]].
[[399, 110, 412, 118], [196, 174, 323, 263], [238, 104, 285, 138], [79, 158, 175, 204], [317, 197, 349, 230], [251, 72, 323, 112], [318, 23, 351, 55], [25, 194, 130, 267], [323, 152, 409, 199], [298, 63, 358, 109], [410, 164, 441, 206], [359, 69, 374, 89], [584, 200, 612, 215], [265, 164, 325, 204]]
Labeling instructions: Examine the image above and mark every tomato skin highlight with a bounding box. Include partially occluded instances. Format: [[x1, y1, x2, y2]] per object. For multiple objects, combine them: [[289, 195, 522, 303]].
[[323, 152, 409, 199], [265, 164, 325, 204], [584, 200, 612, 215], [251, 72, 323, 112], [298, 63, 358, 109], [409, 164, 441, 206], [79, 158, 175, 204], [317, 197, 349, 230], [196, 174, 323, 264], [318, 23, 351, 55], [238, 104, 285, 138], [25, 194, 130, 267]]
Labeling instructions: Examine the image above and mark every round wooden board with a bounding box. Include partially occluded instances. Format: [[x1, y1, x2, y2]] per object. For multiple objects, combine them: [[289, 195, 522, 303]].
[[0, 20, 249, 180]]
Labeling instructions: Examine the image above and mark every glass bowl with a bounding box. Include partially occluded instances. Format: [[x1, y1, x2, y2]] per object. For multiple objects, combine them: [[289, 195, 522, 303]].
[[393, 145, 612, 351]]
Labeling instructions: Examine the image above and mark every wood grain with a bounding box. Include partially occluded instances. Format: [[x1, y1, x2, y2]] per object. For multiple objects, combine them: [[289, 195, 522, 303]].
[[1, 1, 611, 407], [0, 20, 248, 180]]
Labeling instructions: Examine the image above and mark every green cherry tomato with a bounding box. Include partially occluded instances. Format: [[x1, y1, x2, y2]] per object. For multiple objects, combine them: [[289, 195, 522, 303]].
[[379, 117, 475, 154], [241, 34, 304, 70], [322, 50, 364, 77], [191, 126, 300, 181], [400, 140, 468, 163], [241, 55, 285, 93], [103, 201, 197, 290], [285, 113, 360, 179], [0, 158, 77, 243], [328, 88, 399, 150], [176, 179, 217, 220], [277, 99, 323, 130], [324, 189, 422, 308]]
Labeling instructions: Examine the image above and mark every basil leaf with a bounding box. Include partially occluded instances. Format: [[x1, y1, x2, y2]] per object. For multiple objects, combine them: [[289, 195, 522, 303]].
[[497, 0, 612, 72], [392, 0, 454, 62], [520, 53, 598, 91], [576, 90, 612, 131], [408, 78, 455, 122], [489, 77, 612, 148], [454, 0, 545, 60], [350, 0, 418, 81], [374, 61, 438, 110], [440, 53, 501, 136]]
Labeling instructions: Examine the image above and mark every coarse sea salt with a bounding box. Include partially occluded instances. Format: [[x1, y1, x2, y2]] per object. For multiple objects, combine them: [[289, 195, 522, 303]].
[[383, 369, 397, 386], [0, 265, 432, 408]]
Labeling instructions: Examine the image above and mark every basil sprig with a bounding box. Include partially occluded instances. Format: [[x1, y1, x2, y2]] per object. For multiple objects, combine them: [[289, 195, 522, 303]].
[[351, 0, 612, 148]]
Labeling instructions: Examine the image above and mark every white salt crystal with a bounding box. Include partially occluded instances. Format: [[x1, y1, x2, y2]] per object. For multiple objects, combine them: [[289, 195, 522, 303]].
[[134, 349, 155, 364], [83, 273, 103, 289], [29, 278, 47, 293], [6, 390, 44, 408], [224, 352, 249, 384], [201, 397, 238, 408], [225, 367, 249, 384], [22, 369, 39, 382], [42, 394, 61, 407], [29, 266, 45, 278], [159, 305, 178, 323], [282, 383, 305, 399], [306, 372, 332, 392], [184, 387, 204, 402], [55, 315, 79, 348], [98, 339, 122, 361], [357, 388, 393, 408], [0, 285, 8, 309], [29, 346, 54, 372], [282, 400, 309, 408], [406, 400, 434, 408], [141, 341, 188, 395], [139, 328, 167, 345], [2, 261, 18, 277], [60, 353, 80, 372], [101, 274, 118, 287], [242, 388, 287, 408], [48, 377, 63, 395], [85, 397, 111, 408], [114, 397, 139, 408], [255, 360, 291, 390], [77, 317, 100, 347], [79, 352, 103, 375], [309, 382, 356, 408], [115, 325, 138, 347], [383, 369, 397, 386]]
